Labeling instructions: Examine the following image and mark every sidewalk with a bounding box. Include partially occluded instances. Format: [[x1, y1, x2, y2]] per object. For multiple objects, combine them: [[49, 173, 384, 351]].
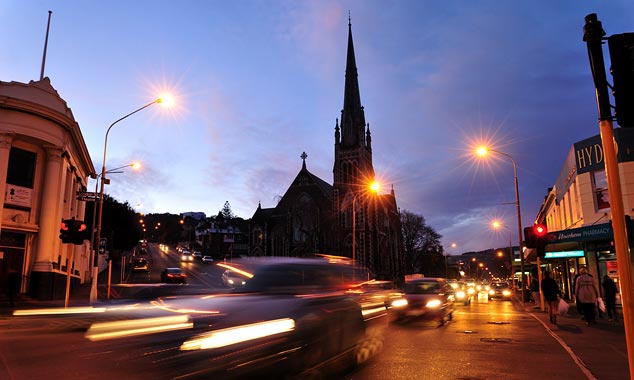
[[522, 300, 629, 380], [0, 258, 128, 314]]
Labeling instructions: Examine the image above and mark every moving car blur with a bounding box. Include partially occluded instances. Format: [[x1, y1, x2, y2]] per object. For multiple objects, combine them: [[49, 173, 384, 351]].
[[6, 256, 395, 380], [395, 277, 456, 326]]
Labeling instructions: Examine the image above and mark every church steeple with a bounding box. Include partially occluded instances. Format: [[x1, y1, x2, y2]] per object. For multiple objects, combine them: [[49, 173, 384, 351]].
[[340, 15, 366, 148]]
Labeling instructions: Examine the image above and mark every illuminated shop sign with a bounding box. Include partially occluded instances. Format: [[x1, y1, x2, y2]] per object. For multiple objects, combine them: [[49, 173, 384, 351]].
[[544, 250, 585, 259]]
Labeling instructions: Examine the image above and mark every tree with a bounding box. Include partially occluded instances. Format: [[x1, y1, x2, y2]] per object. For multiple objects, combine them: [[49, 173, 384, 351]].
[[400, 210, 443, 275], [84, 194, 140, 258]]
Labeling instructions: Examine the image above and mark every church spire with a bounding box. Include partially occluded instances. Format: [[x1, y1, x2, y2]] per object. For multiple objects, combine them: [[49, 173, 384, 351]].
[[340, 14, 366, 148]]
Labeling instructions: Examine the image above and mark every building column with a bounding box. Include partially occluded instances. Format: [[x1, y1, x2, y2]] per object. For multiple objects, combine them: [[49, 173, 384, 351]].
[[32, 145, 65, 272], [0, 133, 15, 233]]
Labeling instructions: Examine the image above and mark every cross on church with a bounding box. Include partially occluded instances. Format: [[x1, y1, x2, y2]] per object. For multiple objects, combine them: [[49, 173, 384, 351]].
[[301, 152, 308, 162]]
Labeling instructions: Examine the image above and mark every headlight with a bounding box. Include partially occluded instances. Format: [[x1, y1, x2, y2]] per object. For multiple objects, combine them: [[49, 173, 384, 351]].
[[476, 285, 482, 291], [450, 283, 459, 289], [180, 318, 296, 350], [391, 298, 408, 308], [467, 288, 475, 295], [503, 290, 511, 296], [489, 290, 495, 295], [426, 299, 442, 308], [456, 291, 466, 299]]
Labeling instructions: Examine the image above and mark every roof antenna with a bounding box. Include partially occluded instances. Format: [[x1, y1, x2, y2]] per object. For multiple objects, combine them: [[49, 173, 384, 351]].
[[40, 10, 53, 80]]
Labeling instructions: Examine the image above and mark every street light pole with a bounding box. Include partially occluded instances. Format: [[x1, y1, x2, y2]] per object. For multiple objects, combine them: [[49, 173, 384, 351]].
[[477, 147, 525, 305], [90, 99, 162, 304]]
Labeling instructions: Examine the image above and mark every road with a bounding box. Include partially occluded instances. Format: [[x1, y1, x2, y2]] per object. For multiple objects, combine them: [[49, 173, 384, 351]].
[[0, 244, 623, 380], [347, 299, 591, 380]]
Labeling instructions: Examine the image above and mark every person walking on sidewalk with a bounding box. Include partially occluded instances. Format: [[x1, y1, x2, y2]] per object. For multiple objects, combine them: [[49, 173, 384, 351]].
[[575, 267, 599, 325], [541, 271, 561, 324], [602, 275, 619, 322]]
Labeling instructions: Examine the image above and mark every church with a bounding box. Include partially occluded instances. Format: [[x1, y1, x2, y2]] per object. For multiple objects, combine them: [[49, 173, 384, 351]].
[[249, 20, 404, 283]]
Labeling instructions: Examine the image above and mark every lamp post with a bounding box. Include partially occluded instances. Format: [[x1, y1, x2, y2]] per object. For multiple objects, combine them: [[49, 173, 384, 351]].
[[88, 163, 139, 302], [477, 146, 525, 304], [90, 98, 167, 304]]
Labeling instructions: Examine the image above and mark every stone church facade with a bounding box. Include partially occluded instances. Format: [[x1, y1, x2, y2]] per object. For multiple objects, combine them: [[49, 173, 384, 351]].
[[249, 21, 404, 283]]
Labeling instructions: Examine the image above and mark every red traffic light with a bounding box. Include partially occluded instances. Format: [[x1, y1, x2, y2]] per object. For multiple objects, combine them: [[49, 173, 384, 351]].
[[534, 224, 547, 236]]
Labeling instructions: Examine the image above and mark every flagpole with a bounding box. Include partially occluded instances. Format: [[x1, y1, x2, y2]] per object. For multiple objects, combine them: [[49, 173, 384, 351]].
[[40, 10, 52, 80]]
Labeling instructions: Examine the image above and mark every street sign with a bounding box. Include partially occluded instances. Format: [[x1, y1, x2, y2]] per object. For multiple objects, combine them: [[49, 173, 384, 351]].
[[99, 238, 107, 254], [76, 191, 99, 202], [77, 196, 98, 202], [77, 191, 99, 198]]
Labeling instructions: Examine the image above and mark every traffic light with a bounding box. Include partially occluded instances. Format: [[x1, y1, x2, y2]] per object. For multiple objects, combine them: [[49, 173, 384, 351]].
[[59, 218, 89, 245], [59, 219, 73, 244], [524, 223, 548, 257], [608, 33, 634, 128], [71, 220, 89, 245]]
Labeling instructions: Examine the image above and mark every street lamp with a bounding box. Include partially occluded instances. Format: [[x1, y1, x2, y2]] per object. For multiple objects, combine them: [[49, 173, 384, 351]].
[[90, 97, 170, 303], [476, 146, 525, 304], [351, 181, 380, 264]]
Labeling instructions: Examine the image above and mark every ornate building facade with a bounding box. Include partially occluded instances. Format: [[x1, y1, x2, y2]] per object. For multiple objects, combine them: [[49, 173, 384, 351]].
[[250, 21, 404, 282], [0, 78, 95, 300]]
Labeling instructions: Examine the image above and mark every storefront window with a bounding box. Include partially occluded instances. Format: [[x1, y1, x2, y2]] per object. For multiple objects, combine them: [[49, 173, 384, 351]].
[[593, 170, 610, 212], [7, 147, 36, 188]]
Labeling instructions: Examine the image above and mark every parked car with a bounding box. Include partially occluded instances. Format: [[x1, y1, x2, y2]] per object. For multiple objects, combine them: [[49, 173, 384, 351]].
[[201, 255, 214, 263], [77, 257, 390, 380], [132, 258, 149, 272], [160, 267, 187, 283], [395, 277, 456, 325]]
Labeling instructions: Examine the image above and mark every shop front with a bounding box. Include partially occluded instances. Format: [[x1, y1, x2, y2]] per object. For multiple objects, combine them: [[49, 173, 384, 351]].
[[528, 222, 621, 303]]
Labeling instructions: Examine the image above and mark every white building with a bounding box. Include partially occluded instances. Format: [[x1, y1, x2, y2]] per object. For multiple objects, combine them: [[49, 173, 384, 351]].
[[534, 128, 634, 299], [0, 78, 95, 300]]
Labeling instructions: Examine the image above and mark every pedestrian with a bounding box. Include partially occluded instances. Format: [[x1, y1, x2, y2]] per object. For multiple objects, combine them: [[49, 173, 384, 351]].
[[575, 266, 599, 325], [530, 277, 540, 308], [541, 271, 561, 324], [602, 275, 619, 322]]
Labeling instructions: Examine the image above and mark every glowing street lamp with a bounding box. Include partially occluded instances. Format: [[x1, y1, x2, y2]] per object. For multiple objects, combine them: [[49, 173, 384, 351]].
[[476, 145, 525, 304], [90, 96, 172, 303]]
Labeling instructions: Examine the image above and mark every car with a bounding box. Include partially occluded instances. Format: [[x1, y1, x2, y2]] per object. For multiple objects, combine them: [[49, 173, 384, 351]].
[[192, 251, 203, 260], [132, 258, 149, 272], [488, 282, 513, 300], [453, 282, 473, 305], [395, 277, 456, 325], [221, 269, 248, 288], [201, 255, 214, 263], [160, 267, 187, 283], [180, 250, 194, 262], [78, 257, 391, 380]]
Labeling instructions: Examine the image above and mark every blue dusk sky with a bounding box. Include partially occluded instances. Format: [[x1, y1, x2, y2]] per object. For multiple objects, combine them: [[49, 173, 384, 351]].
[[2, 1, 633, 253]]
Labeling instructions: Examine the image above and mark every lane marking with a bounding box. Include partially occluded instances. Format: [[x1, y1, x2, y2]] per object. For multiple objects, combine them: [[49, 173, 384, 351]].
[[528, 312, 598, 380]]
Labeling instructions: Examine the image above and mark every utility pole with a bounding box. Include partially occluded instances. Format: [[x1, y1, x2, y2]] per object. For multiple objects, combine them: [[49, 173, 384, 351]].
[[584, 13, 634, 379]]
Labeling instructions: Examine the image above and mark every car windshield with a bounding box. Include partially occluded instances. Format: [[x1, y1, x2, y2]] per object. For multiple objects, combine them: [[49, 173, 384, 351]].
[[404, 281, 443, 294]]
